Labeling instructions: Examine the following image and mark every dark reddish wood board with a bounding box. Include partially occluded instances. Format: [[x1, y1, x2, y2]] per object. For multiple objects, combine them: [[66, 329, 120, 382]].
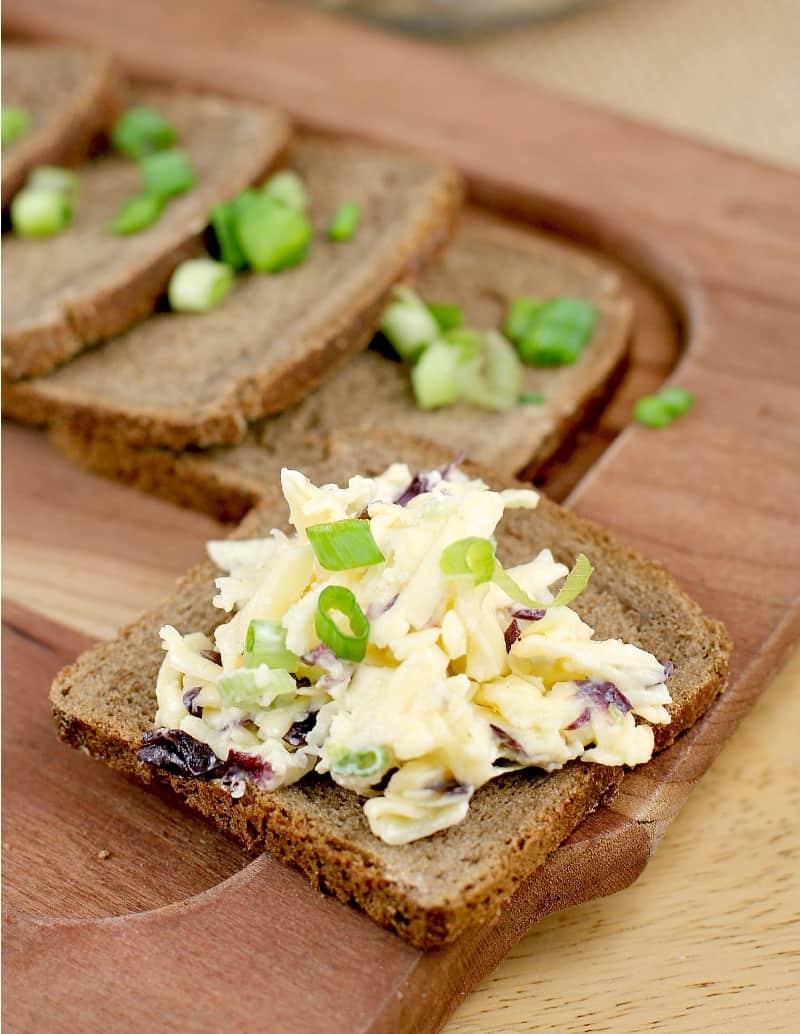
[[3, 1, 800, 1031]]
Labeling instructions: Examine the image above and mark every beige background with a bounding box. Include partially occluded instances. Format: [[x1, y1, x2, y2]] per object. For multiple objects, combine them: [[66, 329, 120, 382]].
[[444, 2, 800, 1031], [457, 0, 800, 169]]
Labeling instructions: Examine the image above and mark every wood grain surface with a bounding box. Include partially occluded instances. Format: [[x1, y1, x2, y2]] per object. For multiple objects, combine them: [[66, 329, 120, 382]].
[[2, 1, 800, 1031]]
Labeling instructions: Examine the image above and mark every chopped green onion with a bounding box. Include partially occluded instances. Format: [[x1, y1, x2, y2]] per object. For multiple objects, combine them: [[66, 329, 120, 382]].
[[209, 201, 246, 270], [315, 585, 370, 662], [168, 258, 234, 313], [112, 105, 177, 159], [633, 395, 673, 428], [441, 537, 594, 610], [518, 391, 545, 405], [2, 105, 31, 146], [327, 200, 360, 242], [379, 286, 440, 363], [307, 519, 385, 571], [27, 166, 78, 198], [235, 194, 312, 273], [411, 340, 462, 409], [503, 296, 544, 344], [244, 619, 299, 672], [141, 148, 196, 200], [514, 297, 597, 367], [658, 386, 694, 416], [442, 326, 482, 360], [330, 745, 389, 779], [427, 302, 464, 333], [108, 192, 165, 235], [10, 188, 72, 237], [439, 537, 496, 585], [456, 331, 522, 411], [262, 169, 309, 211], [609, 703, 625, 723], [218, 666, 296, 708]]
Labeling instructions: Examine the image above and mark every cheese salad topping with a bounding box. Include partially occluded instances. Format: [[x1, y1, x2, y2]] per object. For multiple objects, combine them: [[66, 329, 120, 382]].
[[149, 462, 672, 845]]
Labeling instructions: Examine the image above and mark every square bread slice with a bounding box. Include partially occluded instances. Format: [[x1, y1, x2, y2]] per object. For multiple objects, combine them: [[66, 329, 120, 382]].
[[2, 90, 291, 381], [49, 212, 632, 520], [1, 43, 123, 206], [5, 137, 463, 445], [49, 431, 730, 949]]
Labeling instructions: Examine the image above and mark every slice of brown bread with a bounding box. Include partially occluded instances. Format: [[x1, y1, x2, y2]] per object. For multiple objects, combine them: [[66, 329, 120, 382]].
[[49, 431, 730, 948], [1, 43, 123, 206], [5, 137, 462, 444], [2, 90, 291, 381], [48, 213, 631, 520]]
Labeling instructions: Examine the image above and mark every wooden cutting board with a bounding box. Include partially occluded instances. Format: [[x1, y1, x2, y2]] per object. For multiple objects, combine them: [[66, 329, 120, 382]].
[[3, 1, 800, 1031]]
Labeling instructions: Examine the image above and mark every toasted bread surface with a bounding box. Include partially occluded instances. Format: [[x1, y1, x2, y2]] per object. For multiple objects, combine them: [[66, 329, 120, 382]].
[[6, 137, 462, 443], [50, 433, 730, 948], [48, 212, 631, 513], [1, 43, 123, 206], [2, 90, 290, 380]]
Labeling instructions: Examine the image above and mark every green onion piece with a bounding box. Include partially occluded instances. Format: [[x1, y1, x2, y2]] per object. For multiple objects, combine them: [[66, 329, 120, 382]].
[[262, 169, 309, 211], [168, 258, 234, 313], [244, 619, 300, 672], [503, 296, 544, 344], [235, 194, 312, 273], [658, 386, 694, 417], [27, 165, 78, 198], [209, 201, 246, 270], [10, 188, 72, 238], [2, 105, 31, 146], [411, 340, 462, 409], [141, 148, 197, 200], [379, 286, 440, 363], [330, 745, 389, 779], [609, 703, 625, 723], [111, 105, 177, 159], [518, 391, 546, 405], [516, 297, 597, 367], [327, 200, 361, 242], [307, 519, 385, 571], [217, 666, 296, 708], [440, 537, 496, 585], [427, 302, 464, 333], [633, 395, 673, 428], [442, 326, 482, 359], [315, 585, 370, 662], [441, 538, 594, 609], [456, 331, 522, 412], [108, 192, 165, 235]]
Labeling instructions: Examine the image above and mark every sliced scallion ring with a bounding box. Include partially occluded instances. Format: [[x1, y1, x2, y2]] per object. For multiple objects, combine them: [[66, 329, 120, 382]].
[[427, 301, 464, 333], [141, 148, 197, 200], [108, 192, 165, 235], [315, 585, 370, 662], [307, 519, 385, 571], [330, 745, 389, 779], [262, 169, 309, 211], [217, 666, 296, 708], [2, 105, 31, 147], [327, 200, 360, 241], [112, 105, 177, 159], [244, 619, 299, 672], [27, 165, 78, 199], [456, 331, 522, 412], [10, 188, 72, 237], [167, 258, 234, 313], [235, 194, 312, 273], [379, 286, 440, 363], [411, 340, 462, 409]]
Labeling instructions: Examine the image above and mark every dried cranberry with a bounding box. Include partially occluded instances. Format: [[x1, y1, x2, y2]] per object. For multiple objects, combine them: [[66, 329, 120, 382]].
[[575, 679, 632, 715], [510, 605, 546, 622], [199, 649, 221, 665], [504, 619, 521, 652], [490, 723, 528, 758], [137, 729, 224, 778], [182, 687, 203, 717], [566, 707, 592, 730], [424, 778, 471, 796], [224, 750, 273, 790], [283, 711, 318, 748]]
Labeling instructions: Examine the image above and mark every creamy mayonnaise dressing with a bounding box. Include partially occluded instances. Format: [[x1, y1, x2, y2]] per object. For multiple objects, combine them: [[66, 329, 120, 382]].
[[152, 462, 671, 844]]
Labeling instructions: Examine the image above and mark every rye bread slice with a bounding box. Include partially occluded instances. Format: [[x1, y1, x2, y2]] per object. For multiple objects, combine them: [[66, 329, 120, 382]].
[[48, 213, 631, 521], [2, 90, 290, 381], [5, 137, 462, 445], [49, 431, 730, 948], [1, 43, 122, 206]]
